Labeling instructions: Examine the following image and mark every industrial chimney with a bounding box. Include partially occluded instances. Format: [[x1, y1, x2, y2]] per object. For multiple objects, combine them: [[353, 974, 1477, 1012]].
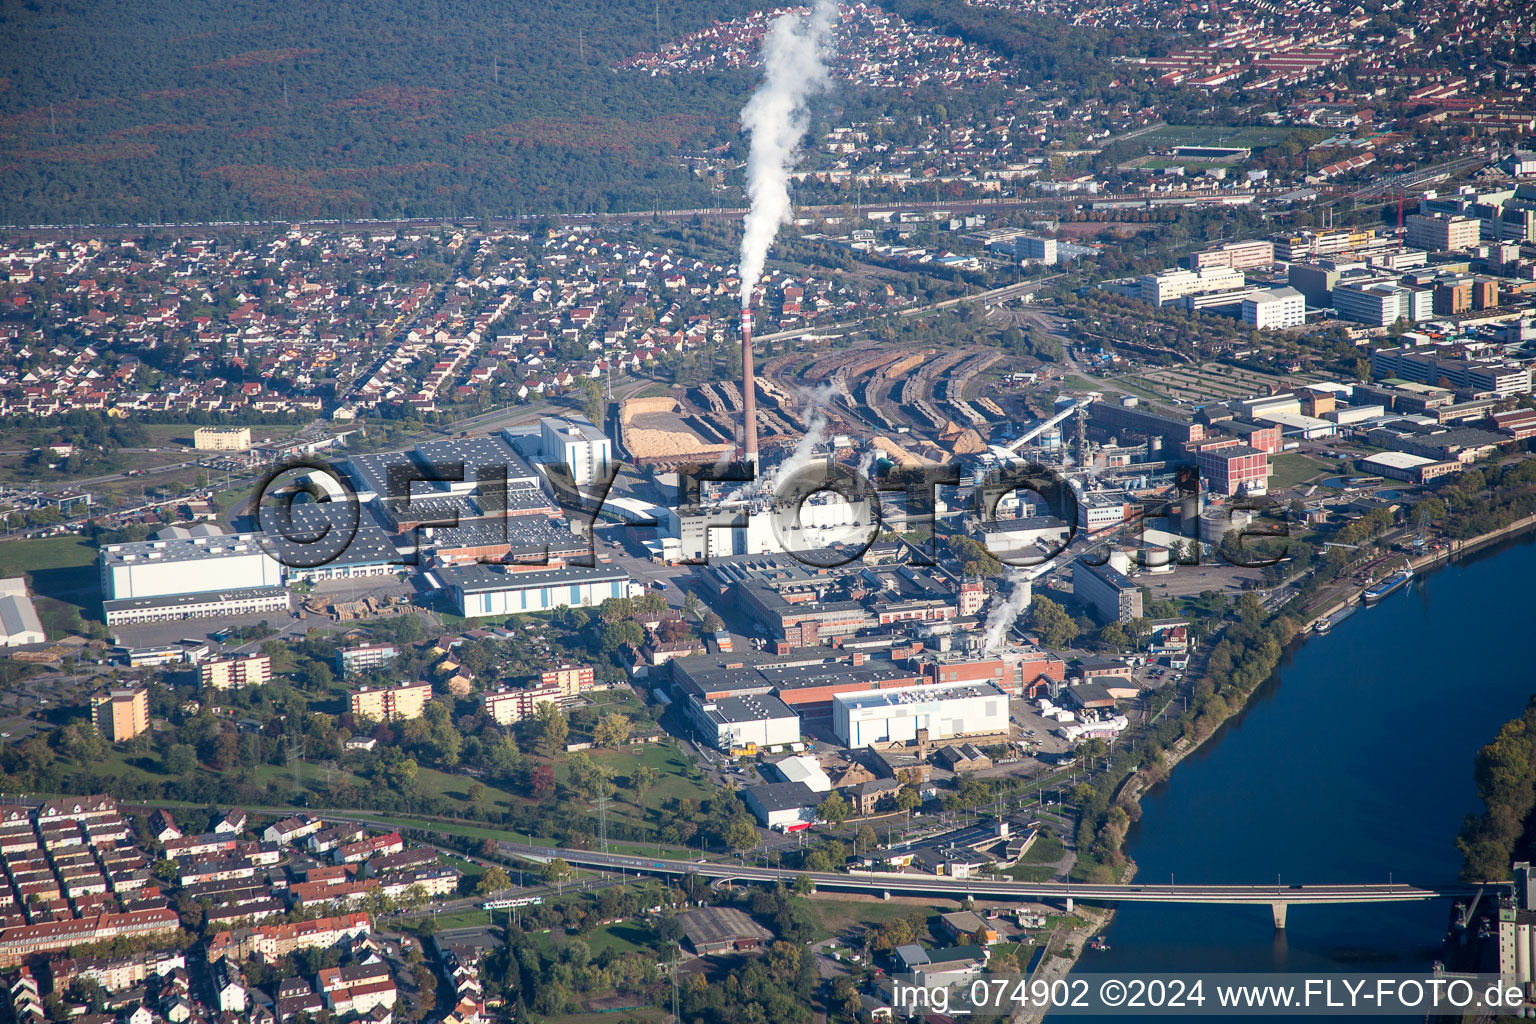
[[741, 308, 759, 464]]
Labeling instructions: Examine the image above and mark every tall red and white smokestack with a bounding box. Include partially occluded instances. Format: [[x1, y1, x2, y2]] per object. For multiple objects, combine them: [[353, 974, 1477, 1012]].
[[741, 307, 759, 464]]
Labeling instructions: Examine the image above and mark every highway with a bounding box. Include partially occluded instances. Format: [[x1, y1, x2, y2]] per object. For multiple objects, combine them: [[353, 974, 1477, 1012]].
[[498, 841, 1493, 928]]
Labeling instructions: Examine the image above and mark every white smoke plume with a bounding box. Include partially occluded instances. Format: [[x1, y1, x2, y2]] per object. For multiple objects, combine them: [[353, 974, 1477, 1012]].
[[722, 381, 837, 502], [737, 0, 838, 309], [982, 571, 1033, 655]]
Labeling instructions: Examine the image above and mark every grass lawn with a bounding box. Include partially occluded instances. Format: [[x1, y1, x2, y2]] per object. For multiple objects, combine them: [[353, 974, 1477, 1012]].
[[1268, 452, 1333, 491], [583, 920, 656, 957], [0, 535, 101, 621], [805, 897, 934, 942], [545, 1010, 665, 1024], [556, 741, 714, 832], [417, 908, 492, 931]]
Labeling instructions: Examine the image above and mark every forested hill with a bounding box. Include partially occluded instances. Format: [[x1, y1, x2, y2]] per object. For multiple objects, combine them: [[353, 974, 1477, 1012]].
[[0, 0, 763, 225]]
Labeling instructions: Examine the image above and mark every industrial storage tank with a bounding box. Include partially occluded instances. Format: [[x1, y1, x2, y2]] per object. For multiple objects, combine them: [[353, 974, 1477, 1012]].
[[1199, 506, 1254, 544]]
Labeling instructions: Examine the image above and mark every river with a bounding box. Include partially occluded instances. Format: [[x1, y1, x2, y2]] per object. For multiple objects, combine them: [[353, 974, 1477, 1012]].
[[1083, 532, 1536, 975]]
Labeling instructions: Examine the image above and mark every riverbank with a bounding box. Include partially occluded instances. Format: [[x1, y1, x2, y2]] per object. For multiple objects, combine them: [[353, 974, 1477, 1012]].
[[1020, 511, 1536, 1000]]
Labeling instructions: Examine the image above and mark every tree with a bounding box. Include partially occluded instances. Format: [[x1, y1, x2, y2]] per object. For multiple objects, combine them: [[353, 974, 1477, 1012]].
[[629, 764, 659, 797], [1030, 595, 1080, 648], [532, 702, 568, 756], [475, 867, 512, 895], [163, 744, 197, 775], [580, 380, 604, 425], [592, 712, 632, 748], [855, 825, 878, 854], [894, 786, 921, 814], [600, 619, 644, 655], [817, 791, 850, 827], [567, 752, 614, 799], [1097, 622, 1128, 650], [542, 857, 571, 889], [723, 818, 758, 852]]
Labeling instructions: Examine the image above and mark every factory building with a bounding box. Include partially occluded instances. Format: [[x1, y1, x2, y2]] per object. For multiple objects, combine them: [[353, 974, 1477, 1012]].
[[741, 782, 820, 830], [1357, 451, 1463, 483], [833, 682, 1010, 750], [100, 534, 283, 601], [660, 493, 876, 564], [343, 435, 547, 531], [668, 648, 923, 715], [102, 587, 291, 627], [686, 692, 801, 752], [0, 579, 45, 647], [534, 416, 612, 487], [1195, 440, 1270, 496], [255, 502, 400, 583], [1090, 398, 1205, 449], [436, 563, 635, 618]]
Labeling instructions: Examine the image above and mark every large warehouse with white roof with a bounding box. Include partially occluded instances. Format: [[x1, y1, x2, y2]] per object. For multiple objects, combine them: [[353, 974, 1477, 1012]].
[[833, 681, 1010, 749]]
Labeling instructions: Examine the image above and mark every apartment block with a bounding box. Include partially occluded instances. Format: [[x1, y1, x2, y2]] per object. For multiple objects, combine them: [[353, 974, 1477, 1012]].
[[91, 686, 149, 743], [199, 654, 272, 690], [193, 427, 252, 452], [348, 682, 432, 722], [483, 685, 561, 725], [336, 642, 398, 675]]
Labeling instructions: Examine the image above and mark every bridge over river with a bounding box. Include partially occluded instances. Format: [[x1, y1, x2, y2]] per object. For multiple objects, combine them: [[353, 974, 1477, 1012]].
[[501, 842, 1497, 929]]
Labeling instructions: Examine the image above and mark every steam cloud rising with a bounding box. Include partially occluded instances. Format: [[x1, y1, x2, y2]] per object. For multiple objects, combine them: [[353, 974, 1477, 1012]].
[[737, 0, 838, 308], [983, 571, 1033, 655], [723, 382, 838, 502]]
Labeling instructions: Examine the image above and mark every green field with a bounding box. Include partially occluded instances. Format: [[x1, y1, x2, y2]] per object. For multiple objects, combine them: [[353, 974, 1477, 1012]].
[[1005, 832, 1066, 882], [1137, 124, 1324, 150], [805, 897, 938, 942], [0, 534, 103, 631], [1268, 452, 1334, 491]]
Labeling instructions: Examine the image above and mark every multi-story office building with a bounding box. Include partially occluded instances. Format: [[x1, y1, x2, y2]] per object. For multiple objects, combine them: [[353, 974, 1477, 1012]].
[[1139, 266, 1246, 306], [1369, 348, 1531, 396], [1242, 287, 1306, 329], [92, 686, 149, 742], [535, 416, 612, 487], [1072, 561, 1143, 624], [1432, 278, 1473, 316], [1404, 213, 1481, 252], [1332, 280, 1430, 326], [1185, 240, 1275, 271]]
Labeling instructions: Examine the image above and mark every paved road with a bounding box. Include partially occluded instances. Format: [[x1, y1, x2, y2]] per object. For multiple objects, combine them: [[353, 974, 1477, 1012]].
[[498, 841, 1491, 908]]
